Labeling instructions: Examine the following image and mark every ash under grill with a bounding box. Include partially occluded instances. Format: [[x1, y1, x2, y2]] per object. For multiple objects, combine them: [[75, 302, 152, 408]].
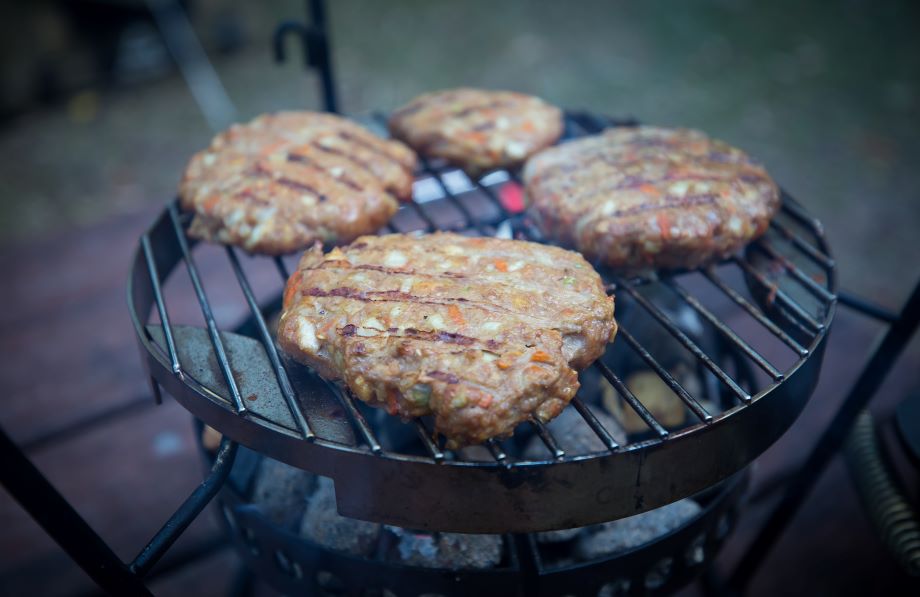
[[129, 110, 836, 536]]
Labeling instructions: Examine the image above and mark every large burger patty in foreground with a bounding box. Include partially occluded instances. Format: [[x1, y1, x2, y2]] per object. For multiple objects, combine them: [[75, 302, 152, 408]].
[[179, 111, 417, 255], [278, 233, 617, 448], [524, 126, 780, 271]]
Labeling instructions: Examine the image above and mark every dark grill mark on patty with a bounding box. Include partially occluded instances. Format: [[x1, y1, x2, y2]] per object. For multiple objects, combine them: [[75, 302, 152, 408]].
[[452, 99, 512, 119], [309, 262, 469, 279], [310, 141, 380, 178], [601, 193, 719, 218], [338, 131, 406, 169], [286, 152, 365, 193], [428, 370, 460, 384]]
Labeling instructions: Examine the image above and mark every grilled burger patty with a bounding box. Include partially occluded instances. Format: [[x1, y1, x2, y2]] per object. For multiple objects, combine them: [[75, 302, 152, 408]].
[[277, 233, 617, 447], [179, 111, 417, 255], [524, 126, 781, 271], [388, 88, 563, 174]]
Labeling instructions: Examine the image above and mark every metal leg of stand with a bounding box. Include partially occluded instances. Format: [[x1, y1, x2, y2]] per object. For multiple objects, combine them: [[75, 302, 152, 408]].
[[729, 279, 920, 591], [0, 426, 154, 596], [273, 0, 339, 113]]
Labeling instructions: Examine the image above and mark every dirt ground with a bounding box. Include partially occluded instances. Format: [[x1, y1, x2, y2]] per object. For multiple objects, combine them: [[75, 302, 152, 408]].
[[1, 0, 918, 302]]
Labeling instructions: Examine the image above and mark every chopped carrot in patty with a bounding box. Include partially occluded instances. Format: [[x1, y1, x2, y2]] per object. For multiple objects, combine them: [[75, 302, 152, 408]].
[[447, 304, 465, 326], [530, 350, 553, 363]]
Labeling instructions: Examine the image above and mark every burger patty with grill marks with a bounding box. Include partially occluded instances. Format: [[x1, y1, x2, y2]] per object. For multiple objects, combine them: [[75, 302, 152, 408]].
[[179, 111, 417, 255], [277, 233, 617, 448], [524, 126, 781, 271], [388, 88, 563, 174]]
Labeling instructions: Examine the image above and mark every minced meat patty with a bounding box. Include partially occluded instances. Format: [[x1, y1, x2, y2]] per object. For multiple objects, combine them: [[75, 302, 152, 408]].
[[179, 111, 416, 254], [388, 88, 563, 174], [277, 233, 617, 447], [523, 126, 780, 271]]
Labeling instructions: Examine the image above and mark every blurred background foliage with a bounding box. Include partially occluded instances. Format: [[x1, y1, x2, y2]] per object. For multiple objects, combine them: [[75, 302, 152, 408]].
[[1, 0, 917, 302]]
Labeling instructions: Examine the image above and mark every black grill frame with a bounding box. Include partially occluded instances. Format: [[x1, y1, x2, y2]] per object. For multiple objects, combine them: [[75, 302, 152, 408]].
[[128, 110, 837, 533]]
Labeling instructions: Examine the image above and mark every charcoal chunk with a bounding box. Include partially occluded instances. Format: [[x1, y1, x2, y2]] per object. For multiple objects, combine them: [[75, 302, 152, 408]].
[[389, 528, 503, 569], [251, 457, 315, 530], [299, 476, 381, 556], [575, 499, 701, 560]]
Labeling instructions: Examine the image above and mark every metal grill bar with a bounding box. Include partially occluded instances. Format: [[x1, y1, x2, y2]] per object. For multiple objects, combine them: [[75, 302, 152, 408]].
[[617, 326, 713, 423], [529, 418, 565, 460], [663, 279, 784, 382], [338, 390, 382, 454], [226, 247, 314, 440], [407, 200, 438, 232], [274, 256, 290, 281], [734, 256, 824, 333], [141, 235, 181, 375], [701, 267, 809, 357], [470, 176, 514, 220], [419, 157, 486, 231], [412, 419, 443, 462], [593, 361, 669, 438], [167, 204, 247, 414], [752, 240, 836, 304], [780, 194, 824, 232], [485, 438, 509, 464], [769, 220, 834, 270], [570, 396, 620, 450], [617, 281, 752, 402]]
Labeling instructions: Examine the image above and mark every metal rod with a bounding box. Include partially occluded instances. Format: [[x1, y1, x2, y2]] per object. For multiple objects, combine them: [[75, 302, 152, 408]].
[[146, 0, 236, 131], [570, 396, 620, 450], [730, 278, 920, 591], [131, 438, 238, 577], [617, 282, 751, 402], [470, 176, 514, 220], [838, 290, 899, 323], [413, 419, 444, 462], [0, 426, 154, 596], [702, 267, 809, 357], [417, 156, 489, 234], [308, 0, 338, 113], [617, 326, 713, 422], [529, 418, 566, 460], [168, 204, 247, 413], [485, 438, 509, 464], [751, 240, 836, 304], [593, 361, 669, 438], [407, 199, 438, 232], [733, 255, 825, 333], [274, 256, 291, 281], [226, 247, 314, 440], [142, 235, 181, 374], [511, 534, 541, 596], [779, 193, 825, 234], [664, 279, 784, 382], [272, 0, 338, 113], [337, 390, 382, 454], [769, 219, 835, 270]]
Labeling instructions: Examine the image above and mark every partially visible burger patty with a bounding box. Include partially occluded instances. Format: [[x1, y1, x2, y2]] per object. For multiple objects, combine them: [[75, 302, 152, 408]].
[[388, 88, 563, 174], [277, 233, 617, 447], [180, 112, 417, 255], [524, 126, 780, 271]]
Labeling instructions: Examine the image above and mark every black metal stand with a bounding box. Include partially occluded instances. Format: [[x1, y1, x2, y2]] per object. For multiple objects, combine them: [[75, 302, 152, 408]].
[[0, 423, 237, 595], [729, 279, 920, 592], [273, 0, 339, 113], [0, 3, 340, 595]]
